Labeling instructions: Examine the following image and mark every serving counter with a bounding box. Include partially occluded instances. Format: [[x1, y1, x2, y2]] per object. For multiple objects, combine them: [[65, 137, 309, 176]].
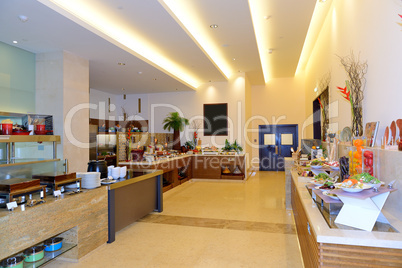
[[290, 169, 402, 267]]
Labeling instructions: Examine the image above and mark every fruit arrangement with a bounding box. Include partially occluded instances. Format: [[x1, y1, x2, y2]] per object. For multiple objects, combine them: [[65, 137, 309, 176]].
[[349, 138, 364, 175], [363, 150, 374, 176]]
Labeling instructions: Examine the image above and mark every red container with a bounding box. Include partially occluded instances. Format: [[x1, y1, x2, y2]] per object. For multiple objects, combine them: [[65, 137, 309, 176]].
[[36, 124, 45, 131], [1, 124, 13, 135]]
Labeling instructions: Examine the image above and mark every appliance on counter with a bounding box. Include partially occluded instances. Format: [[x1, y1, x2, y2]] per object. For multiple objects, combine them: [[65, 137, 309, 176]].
[[87, 160, 108, 179], [0, 178, 45, 208], [32, 172, 81, 194]]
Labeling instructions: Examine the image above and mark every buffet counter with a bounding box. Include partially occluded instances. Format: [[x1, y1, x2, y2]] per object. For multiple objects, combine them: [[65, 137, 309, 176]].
[[290, 169, 402, 267], [0, 186, 108, 261]]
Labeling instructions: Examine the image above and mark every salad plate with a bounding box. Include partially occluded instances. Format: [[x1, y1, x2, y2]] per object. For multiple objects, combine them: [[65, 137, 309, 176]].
[[310, 165, 323, 169], [340, 184, 371, 193]]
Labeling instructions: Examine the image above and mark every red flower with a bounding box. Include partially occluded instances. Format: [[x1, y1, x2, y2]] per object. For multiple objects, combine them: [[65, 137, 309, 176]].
[[337, 86, 350, 101], [194, 131, 197, 139]]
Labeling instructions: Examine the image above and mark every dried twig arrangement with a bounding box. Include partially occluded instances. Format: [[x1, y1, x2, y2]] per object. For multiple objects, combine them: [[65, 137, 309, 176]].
[[318, 72, 331, 140], [339, 51, 368, 136]]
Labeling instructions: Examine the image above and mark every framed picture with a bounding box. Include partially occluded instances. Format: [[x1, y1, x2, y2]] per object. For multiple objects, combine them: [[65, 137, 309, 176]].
[[364, 122, 379, 147], [203, 103, 228, 136]]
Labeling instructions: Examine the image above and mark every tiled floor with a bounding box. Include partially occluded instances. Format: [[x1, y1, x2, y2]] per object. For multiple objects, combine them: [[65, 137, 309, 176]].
[[46, 171, 303, 268]]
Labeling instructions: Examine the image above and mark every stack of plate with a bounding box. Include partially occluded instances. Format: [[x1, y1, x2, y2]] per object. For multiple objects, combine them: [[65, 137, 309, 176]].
[[77, 172, 101, 189]]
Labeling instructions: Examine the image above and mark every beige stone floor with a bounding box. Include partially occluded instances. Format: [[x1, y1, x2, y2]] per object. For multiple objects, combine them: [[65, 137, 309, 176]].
[[45, 171, 303, 268]]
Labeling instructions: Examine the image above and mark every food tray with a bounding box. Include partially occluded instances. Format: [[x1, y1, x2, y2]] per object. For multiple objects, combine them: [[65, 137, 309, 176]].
[[32, 172, 77, 183], [0, 178, 41, 193]]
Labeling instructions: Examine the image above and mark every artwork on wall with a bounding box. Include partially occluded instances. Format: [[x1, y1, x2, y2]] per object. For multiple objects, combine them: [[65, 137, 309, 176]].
[[365, 122, 379, 147], [203, 103, 228, 136]]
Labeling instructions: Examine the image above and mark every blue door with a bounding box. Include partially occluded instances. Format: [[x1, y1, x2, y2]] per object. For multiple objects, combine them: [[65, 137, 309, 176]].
[[259, 124, 298, 171]]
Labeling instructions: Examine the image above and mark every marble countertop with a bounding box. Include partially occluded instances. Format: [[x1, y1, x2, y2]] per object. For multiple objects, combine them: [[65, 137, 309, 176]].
[[291, 170, 402, 249]]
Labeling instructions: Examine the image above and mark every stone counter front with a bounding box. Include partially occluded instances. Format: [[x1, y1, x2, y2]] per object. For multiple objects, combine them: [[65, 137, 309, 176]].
[[0, 186, 108, 260]]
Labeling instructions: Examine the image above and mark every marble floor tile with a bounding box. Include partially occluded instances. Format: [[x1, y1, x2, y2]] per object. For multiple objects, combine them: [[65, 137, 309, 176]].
[[45, 171, 303, 268]]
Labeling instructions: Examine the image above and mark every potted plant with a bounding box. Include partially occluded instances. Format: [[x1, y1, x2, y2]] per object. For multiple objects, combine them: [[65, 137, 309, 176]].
[[163, 112, 189, 151], [222, 139, 243, 154]]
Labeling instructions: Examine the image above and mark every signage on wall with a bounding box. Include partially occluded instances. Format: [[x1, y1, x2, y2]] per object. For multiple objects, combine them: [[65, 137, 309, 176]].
[[203, 103, 228, 136]]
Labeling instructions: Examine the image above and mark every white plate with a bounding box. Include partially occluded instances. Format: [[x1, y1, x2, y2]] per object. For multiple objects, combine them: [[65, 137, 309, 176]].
[[310, 165, 323, 169], [340, 184, 371, 192], [330, 166, 340, 170], [323, 191, 339, 200]]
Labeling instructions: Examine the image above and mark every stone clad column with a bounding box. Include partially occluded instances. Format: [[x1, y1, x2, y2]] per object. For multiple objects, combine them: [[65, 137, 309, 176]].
[[36, 51, 89, 172]]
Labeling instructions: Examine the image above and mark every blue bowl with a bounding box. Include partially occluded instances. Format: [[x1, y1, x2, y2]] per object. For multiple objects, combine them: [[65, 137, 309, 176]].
[[44, 237, 63, 252]]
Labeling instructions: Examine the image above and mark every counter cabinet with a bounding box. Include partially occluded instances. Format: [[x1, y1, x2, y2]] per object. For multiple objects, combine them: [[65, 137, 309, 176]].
[[291, 172, 402, 267], [192, 155, 245, 180]]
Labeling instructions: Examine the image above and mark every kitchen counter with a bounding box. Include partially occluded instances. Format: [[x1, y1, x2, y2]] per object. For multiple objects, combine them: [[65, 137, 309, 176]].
[[0, 186, 108, 260], [292, 170, 402, 248], [290, 169, 402, 267]]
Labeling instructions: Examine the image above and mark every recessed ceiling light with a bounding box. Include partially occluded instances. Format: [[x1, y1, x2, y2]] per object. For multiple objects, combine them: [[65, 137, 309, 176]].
[[222, 44, 229, 47], [137, 71, 143, 74], [232, 58, 236, 61], [118, 62, 125, 65], [210, 24, 218, 29], [264, 15, 271, 20], [18, 15, 28, 22], [12, 41, 18, 44], [153, 78, 157, 81], [314, 87, 318, 92], [268, 49, 273, 54]]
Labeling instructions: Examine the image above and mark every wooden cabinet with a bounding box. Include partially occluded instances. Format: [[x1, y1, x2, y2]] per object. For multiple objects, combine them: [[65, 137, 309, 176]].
[[192, 156, 221, 179], [192, 155, 245, 180]]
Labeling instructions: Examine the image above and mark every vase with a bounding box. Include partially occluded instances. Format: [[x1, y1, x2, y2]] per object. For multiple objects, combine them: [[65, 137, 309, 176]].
[[352, 106, 363, 137]]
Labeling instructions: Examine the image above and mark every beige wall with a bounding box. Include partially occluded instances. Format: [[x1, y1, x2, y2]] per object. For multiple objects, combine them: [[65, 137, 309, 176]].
[[36, 51, 89, 173], [249, 76, 306, 169], [304, 0, 402, 145]]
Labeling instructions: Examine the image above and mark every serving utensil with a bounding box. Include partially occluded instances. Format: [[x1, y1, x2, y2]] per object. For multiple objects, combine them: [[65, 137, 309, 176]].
[[390, 121, 396, 145], [396, 119, 402, 140], [384, 126, 389, 145]]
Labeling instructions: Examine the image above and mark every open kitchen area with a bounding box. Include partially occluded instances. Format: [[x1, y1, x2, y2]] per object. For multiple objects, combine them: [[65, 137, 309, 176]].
[[1, 0, 402, 267]]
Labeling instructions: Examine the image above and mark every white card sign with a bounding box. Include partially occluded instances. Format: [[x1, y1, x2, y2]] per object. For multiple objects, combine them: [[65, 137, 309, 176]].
[[6, 201, 18, 211]]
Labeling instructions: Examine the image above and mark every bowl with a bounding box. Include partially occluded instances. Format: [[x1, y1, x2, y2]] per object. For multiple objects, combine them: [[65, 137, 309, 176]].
[[12, 130, 31, 135], [34, 130, 47, 135]]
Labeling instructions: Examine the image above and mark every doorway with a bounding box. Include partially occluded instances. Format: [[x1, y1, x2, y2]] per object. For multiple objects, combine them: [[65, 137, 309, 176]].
[[259, 124, 298, 171]]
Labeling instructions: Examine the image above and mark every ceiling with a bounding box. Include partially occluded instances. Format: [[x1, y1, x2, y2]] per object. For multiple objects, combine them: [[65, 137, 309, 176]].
[[0, 0, 318, 94]]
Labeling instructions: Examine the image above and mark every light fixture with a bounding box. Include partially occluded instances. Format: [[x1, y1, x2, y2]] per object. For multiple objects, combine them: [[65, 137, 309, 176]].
[[249, 0, 271, 83], [137, 71, 143, 74], [314, 87, 318, 92], [122, 88, 125, 91], [12, 41, 18, 44], [232, 58, 236, 61], [118, 62, 125, 66], [268, 49, 273, 54], [159, 0, 233, 79], [39, 0, 201, 89]]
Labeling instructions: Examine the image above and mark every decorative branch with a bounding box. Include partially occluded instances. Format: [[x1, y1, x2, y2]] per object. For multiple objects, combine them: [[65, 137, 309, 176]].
[[338, 51, 368, 136]]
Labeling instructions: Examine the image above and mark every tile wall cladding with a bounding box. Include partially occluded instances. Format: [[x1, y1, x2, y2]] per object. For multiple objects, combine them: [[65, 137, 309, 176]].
[[0, 186, 108, 260], [118, 133, 174, 161]]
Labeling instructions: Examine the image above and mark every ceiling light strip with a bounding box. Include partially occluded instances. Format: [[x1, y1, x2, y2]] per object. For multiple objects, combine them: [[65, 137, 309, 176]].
[[159, 0, 232, 80], [295, 0, 332, 75], [248, 0, 270, 83], [37, 0, 201, 89]]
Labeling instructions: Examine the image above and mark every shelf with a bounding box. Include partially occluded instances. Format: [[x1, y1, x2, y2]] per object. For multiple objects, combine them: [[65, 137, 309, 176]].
[[0, 159, 60, 168], [17, 242, 76, 268], [0, 135, 60, 143]]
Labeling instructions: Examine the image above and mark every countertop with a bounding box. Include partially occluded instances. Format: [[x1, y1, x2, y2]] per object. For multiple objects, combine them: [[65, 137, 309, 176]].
[[291, 170, 402, 249], [119, 153, 245, 166]]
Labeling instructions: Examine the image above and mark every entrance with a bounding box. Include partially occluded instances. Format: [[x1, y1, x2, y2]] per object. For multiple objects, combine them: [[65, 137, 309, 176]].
[[259, 124, 298, 171]]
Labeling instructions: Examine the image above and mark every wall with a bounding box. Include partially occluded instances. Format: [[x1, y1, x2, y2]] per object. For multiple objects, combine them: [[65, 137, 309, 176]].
[[145, 73, 246, 148], [249, 76, 306, 168], [304, 0, 402, 145], [115, 93, 149, 123], [89, 88, 117, 120], [0, 41, 35, 113], [36, 51, 89, 172]]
